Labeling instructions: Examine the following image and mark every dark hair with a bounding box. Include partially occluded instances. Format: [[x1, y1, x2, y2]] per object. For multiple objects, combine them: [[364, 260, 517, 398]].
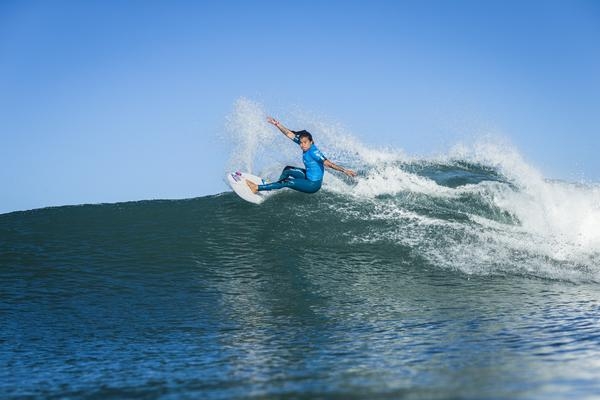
[[296, 130, 313, 142]]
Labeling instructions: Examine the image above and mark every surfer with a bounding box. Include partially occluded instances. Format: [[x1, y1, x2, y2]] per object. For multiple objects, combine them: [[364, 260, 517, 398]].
[[246, 117, 357, 194]]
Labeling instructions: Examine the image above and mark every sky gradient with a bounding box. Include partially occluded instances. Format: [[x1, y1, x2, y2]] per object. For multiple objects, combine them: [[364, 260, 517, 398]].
[[1, 0, 599, 214]]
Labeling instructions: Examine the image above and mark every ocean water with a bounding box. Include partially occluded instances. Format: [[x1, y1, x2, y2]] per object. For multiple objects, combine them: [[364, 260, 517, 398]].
[[2, 158, 600, 399], [3, 100, 600, 398]]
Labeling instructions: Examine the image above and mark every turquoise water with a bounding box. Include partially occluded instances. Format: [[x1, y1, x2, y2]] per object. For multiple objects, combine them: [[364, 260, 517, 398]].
[[2, 160, 600, 399]]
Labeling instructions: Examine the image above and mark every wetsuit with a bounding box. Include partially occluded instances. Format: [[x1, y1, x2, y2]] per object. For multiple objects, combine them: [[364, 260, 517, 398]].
[[258, 133, 326, 193]]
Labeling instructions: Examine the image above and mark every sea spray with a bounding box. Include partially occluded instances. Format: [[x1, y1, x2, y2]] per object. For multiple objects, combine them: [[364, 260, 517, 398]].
[[223, 98, 600, 281], [225, 98, 308, 181], [224, 97, 270, 174]]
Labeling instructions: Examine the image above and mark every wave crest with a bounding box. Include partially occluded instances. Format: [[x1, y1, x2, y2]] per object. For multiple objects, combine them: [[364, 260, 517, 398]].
[[224, 99, 600, 281]]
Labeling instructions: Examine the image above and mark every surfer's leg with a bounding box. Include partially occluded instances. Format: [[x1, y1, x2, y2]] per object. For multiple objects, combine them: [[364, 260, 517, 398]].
[[279, 166, 307, 181], [286, 178, 322, 194], [257, 181, 285, 191], [257, 167, 319, 193], [258, 179, 321, 193], [257, 166, 308, 192]]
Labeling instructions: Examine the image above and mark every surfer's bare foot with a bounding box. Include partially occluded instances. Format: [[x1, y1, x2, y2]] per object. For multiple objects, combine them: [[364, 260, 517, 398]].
[[246, 180, 258, 193]]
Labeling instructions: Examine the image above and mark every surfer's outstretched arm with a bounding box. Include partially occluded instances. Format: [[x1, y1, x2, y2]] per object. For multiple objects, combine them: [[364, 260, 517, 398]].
[[267, 116, 296, 141], [324, 159, 358, 177]]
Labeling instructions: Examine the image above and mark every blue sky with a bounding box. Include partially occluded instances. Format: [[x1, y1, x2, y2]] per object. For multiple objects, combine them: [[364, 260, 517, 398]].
[[1, 0, 599, 213]]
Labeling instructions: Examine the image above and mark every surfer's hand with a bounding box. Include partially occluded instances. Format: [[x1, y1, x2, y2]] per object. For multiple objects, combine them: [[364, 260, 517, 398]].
[[267, 116, 280, 126], [345, 169, 358, 178]]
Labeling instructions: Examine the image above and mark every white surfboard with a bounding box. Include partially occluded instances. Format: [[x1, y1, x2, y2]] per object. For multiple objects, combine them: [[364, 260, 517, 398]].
[[226, 171, 268, 204]]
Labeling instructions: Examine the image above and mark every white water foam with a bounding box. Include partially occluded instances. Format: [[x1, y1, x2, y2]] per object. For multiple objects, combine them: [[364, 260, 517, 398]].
[[449, 141, 600, 263]]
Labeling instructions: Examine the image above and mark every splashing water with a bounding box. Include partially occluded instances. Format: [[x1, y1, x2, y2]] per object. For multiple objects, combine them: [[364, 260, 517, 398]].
[[224, 98, 270, 173], [224, 98, 600, 281]]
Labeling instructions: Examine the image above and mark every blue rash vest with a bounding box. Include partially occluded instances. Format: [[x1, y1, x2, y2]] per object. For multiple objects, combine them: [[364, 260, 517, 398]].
[[293, 134, 327, 181]]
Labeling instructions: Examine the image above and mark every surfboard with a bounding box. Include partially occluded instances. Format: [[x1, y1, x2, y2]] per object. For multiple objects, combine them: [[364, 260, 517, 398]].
[[226, 171, 268, 204]]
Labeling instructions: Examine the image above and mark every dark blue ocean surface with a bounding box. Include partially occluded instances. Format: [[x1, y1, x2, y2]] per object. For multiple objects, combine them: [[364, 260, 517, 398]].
[[2, 162, 600, 399]]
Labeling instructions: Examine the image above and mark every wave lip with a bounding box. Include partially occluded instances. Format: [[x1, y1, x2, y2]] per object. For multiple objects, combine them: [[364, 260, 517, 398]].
[[335, 158, 600, 281]]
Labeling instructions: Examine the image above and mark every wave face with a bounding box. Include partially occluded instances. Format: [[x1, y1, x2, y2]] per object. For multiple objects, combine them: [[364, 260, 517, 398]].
[[4, 158, 599, 285], [2, 190, 600, 398]]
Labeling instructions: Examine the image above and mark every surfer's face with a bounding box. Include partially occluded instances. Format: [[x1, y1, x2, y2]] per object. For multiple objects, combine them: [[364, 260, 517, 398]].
[[299, 137, 312, 151]]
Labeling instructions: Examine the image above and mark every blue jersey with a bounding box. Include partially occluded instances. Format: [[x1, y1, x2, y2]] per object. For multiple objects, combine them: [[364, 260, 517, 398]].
[[293, 134, 327, 181]]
